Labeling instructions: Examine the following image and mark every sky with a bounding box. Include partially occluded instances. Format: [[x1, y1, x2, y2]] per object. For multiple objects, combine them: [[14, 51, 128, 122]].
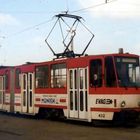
[[0, 0, 140, 66]]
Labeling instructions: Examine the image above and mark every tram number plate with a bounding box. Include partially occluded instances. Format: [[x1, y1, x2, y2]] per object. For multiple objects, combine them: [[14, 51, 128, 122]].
[[98, 114, 105, 118]]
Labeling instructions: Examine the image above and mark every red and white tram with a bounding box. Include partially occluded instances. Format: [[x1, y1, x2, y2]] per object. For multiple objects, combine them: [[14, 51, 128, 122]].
[[34, 52, 140, 122], [0, 51, 140, 123], [0, 13, 140, 123]]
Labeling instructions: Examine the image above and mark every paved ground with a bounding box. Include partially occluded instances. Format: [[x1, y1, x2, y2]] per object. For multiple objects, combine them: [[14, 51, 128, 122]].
[[0, 112, 140, 140]]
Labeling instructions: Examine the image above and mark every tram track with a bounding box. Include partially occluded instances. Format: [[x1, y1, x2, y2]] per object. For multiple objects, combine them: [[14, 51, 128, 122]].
[[0, 112, 140, 140]]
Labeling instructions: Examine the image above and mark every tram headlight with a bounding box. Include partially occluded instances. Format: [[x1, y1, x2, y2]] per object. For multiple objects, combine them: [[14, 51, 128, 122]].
[[121, 101, 126, 108]]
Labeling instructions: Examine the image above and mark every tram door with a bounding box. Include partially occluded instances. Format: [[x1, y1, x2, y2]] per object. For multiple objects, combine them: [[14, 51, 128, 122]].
[[0, 76, 5, 110], [68, 68, 88, 119], [21, 73, 34, 114]]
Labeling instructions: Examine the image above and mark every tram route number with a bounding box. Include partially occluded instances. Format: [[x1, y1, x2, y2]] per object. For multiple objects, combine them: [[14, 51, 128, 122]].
[[98, 114, 105, 118]]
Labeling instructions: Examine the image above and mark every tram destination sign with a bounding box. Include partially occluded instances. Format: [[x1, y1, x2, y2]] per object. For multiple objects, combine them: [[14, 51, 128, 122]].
[[96, 99, 113, 105]]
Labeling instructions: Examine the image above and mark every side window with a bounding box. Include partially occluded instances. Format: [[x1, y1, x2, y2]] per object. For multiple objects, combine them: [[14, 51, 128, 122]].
[[51, 63, 66, 88], [0, 77, 2, 90], [35, 65, 49, 88], [5, 70, 9, 90], [15, 68, 21, 89], [90, 59, 102, 87], [105, 56, 117, 87]]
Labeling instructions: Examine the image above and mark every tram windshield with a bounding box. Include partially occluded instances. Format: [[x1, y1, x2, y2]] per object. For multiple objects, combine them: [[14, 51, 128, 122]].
[[115, 57, 140, 87]]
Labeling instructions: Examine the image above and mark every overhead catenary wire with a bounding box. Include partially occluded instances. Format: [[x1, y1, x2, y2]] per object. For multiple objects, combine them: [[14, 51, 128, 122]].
[[70, 0, 117, 13], [6, 18, 54, 38], [4, 0, 117, 38], [0, 11, 49, 14], [0, 0, 117, 17]]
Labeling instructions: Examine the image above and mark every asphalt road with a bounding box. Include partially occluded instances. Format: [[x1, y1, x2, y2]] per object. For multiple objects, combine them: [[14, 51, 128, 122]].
[[0, 112, 140, 140]]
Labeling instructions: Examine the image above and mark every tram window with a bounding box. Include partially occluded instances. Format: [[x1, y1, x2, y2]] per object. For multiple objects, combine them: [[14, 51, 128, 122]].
[[80, 91, 84, 111], [105, 56, 117, 87], [136, 67, 140, 83], [29, 74, 32, 90], [0, 77, 3, 104], [30, 91, 32, 107], [85, 69, 87, 89], [0, 77, 2, 90], [74, 70, 77, 89], [90, 59, 102, 87], [35, 65, 49, 88], [23, 91, 26, 106], [51, 63, 66, 88], [23, 75, 26, 90], [5, 70, 9, 90], [85, 91, 88, 111], [70, 91, 73, 110], [15, 68, 21, 89], [75, 91, 78, 111], [80, 69, 84, 89], [70, 70, 73, 89]]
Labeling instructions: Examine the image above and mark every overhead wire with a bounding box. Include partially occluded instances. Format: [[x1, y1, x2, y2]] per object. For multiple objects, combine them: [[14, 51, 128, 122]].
[[0, 10, 57, 15], [6, 18, 54, 38], [70, 0, 117, 13], [4, 0, 117, 38]]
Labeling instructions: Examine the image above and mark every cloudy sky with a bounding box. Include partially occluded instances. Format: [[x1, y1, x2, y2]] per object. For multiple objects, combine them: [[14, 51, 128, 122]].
[[0, 0, 140, 65]]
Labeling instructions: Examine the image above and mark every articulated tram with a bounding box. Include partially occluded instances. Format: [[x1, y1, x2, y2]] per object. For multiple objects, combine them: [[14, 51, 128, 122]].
[[0, 13, 140, 123], [0, 50, 140, 122]]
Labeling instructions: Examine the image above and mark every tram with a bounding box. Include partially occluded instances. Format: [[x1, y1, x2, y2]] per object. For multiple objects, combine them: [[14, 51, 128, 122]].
[[0, 50, 140, 122], [0, 13, 140, 123]]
